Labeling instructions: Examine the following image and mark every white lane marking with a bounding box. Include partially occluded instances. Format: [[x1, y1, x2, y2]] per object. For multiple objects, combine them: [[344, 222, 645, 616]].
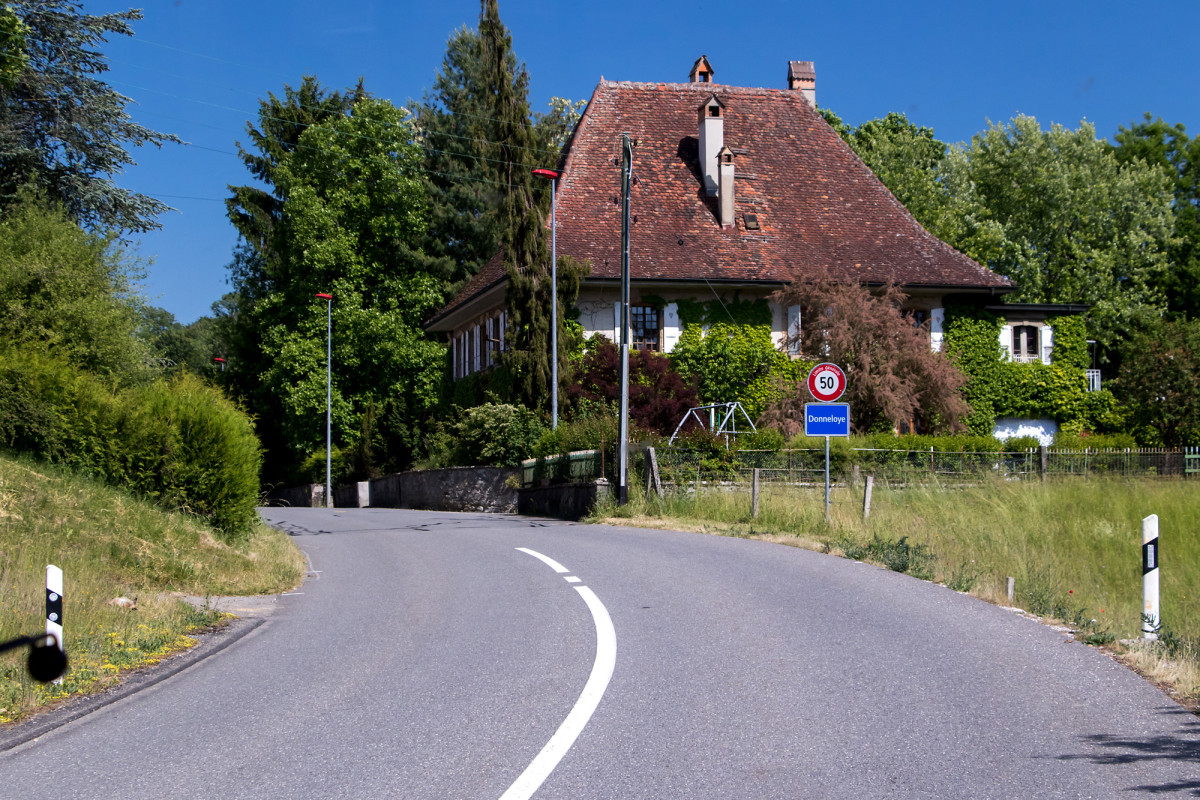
[[504, 551, 617, 800], [516, 547, 571, 574], [564, 576, 581, 583]]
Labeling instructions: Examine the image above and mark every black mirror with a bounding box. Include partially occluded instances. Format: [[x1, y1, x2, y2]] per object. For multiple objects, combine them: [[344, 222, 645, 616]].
[[0, 633, 68, 683], [27, 636, 68, 683]]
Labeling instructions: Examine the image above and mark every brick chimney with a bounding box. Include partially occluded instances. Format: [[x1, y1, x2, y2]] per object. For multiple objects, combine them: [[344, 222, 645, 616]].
[[689, 54, 715, 84], [787, 60, 816, 106], [697, 95, 724, 197], [717, 145, 735, 228]]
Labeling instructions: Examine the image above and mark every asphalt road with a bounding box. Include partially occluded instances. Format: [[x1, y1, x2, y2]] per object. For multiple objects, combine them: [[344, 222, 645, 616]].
[[2, 508, 1197, 798]]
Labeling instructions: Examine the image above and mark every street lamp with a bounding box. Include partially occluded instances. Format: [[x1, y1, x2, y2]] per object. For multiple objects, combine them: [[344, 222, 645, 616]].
[[213, 357, 225, 373], [532, 167, 561, 430], [315, 293, 333, 509]]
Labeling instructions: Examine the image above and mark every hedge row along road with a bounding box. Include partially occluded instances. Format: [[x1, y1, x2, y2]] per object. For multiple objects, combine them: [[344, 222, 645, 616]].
[[3, 508, 1194, 797]]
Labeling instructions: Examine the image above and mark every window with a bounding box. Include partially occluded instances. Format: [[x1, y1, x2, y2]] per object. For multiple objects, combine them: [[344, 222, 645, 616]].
[[1012, 325, 1039, 363], [630, 306, 661, 351]]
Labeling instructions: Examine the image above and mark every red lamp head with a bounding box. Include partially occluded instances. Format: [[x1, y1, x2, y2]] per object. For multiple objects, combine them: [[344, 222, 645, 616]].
[[213, 357, 225, 363], [531, 168, 560, 180], [315, 293, 333, 300]]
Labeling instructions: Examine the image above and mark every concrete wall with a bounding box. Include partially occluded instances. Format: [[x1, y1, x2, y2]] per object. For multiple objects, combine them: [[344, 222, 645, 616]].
[[518, 479, 610, 521], [333, 481, 370, 508], [265, 483, 323, 508], [365, 467, 518, 512]]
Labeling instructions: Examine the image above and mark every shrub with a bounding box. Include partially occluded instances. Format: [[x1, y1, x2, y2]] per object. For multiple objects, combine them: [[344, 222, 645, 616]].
[[0, 347, 261, 537], [568, 337, 698, 435], [452, 403, 545, 467]]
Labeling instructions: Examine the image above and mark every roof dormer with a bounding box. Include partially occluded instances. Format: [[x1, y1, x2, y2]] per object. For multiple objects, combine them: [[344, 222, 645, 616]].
[[689, 55, 715, 84]]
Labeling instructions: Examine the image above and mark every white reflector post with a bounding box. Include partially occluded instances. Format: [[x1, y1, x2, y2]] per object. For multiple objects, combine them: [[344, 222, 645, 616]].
[[1142, 515, 1160, 640], [46, 564, 64, 683]]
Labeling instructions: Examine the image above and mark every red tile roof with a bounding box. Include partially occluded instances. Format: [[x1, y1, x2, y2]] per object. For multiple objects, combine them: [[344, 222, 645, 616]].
[[428, 77, 1011, 328]]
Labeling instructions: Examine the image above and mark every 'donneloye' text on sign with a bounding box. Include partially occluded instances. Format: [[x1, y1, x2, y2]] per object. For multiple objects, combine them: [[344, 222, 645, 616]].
[[804, 403, 850, 437]]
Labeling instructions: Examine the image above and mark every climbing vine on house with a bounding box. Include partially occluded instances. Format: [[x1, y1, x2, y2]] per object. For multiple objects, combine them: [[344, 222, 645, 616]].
[[942, 306, 1120, 436], [668, 297, 806, 419]]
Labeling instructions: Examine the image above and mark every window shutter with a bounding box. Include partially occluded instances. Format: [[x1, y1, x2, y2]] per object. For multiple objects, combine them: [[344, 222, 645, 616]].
[[787, 305, 802, 355], [662, 302, 680, 353], [1041, 325, 1053, 365], [1000, 324, 1013, 361], [930, 307, 945, 353]]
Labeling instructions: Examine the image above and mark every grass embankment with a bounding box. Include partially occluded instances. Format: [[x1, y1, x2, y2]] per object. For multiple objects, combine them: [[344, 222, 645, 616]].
[[0, 454, 305, 725], [594, 478, 1200, 708]]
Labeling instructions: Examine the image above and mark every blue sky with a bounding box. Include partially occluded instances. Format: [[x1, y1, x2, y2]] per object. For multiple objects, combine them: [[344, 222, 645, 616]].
[[90, 0, 1200, 323]]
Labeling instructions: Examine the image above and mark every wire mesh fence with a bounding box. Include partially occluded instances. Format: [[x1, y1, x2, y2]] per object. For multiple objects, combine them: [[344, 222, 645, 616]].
[[522, 446, 1200, 490], [648, 446, 1200, 493]]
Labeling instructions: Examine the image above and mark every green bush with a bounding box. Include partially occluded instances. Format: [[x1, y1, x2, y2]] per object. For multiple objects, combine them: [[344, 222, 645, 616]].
[[738, 427, 785, 451], [0, 347, 261, 537], [1051, 432, 1138, 449], [452, 403, 545, 467]]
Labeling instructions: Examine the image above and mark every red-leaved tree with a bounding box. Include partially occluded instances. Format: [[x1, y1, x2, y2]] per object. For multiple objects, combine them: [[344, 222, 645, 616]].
[[568, 338, 699, 435], [764, 273, 970, 434]]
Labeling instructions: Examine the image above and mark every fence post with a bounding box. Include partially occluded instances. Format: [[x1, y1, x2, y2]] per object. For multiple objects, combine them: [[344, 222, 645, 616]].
[[1007, 576, 1015, 605], [862, 474, 873, 521], [851, 464, 860, 489], [645, 446, 663, 498], [752, 468, 760, 518], [1143, 514, 1160, 640], [1039, 446, 1048, 481], [46, 564, 63, 685]]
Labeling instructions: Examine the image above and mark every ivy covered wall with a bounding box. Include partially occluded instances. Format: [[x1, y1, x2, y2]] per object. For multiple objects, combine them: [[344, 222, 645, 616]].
[[667, 296, 809, 419], [942, 306, 1119, 435]]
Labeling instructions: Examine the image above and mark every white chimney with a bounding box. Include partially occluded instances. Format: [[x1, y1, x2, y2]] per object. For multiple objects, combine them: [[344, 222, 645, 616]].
[[787, 60, 816, 107], [698, 95, 724, 197], [717, 145, 735, 228]]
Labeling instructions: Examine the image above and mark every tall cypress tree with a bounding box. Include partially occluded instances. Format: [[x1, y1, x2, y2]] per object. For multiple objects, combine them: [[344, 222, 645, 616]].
[[414, 24, 510, 289]]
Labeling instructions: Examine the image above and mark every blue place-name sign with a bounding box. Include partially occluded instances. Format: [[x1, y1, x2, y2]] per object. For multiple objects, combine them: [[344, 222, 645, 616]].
[[805, 403, 850, 437]]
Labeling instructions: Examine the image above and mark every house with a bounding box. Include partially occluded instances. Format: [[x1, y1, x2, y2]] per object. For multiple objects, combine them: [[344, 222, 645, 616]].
[[424, 56, 1087, 437]]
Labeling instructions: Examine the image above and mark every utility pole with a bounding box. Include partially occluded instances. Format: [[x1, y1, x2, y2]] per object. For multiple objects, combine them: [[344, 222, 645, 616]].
[[618, 133, 632, 504]]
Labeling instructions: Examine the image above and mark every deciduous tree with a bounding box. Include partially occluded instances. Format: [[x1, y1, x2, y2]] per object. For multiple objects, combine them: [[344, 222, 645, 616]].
[[224, 93, 445, 480], [938, 116, 1174, 352], [0, 192, 149, 379], [1112, 317, 1200, 446], [1112, 114, 1200, 319], [767, 272, 970, 433]]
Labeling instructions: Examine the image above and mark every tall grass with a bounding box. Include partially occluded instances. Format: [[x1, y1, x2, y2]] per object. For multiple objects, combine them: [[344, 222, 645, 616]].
[[0, 454, 305, 724], [595, 476, 1200, 704]]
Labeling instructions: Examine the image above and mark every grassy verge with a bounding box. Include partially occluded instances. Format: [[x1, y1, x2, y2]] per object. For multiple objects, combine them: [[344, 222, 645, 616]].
[[592, 476, 1200, 709], [0, 454, 305, 724]]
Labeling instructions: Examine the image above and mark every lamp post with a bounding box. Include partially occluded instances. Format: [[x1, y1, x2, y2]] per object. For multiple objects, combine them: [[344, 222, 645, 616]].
[[532, 167, 561, 430], [315, 293, 333, 509], [213, 357, 225, 373]]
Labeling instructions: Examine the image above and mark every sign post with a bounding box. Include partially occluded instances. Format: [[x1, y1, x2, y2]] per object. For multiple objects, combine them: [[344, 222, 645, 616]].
[[806, 363, 850, 521]]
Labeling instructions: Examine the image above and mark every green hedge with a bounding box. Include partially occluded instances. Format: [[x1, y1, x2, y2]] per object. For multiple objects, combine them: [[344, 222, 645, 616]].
[[0, 347, 260, 538]]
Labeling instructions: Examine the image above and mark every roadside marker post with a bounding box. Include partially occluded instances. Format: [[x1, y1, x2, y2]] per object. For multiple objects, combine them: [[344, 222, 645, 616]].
[[1143, 514, 1160, 640], [46, 564, 63, 684]]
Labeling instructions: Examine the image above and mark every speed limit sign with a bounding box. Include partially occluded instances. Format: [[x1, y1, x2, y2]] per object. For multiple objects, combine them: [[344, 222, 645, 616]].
[[807, 362, 846, 402]]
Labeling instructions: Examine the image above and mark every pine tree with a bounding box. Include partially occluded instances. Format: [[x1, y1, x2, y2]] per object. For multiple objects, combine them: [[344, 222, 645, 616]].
[[0, 1, 178, 232]]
